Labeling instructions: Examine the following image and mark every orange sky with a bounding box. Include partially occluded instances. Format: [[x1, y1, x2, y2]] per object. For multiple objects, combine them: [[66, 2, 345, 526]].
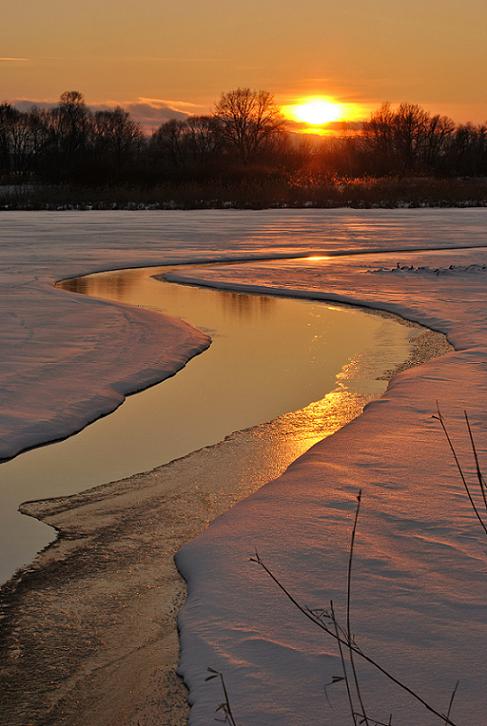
[[2, 0, 487, 127]]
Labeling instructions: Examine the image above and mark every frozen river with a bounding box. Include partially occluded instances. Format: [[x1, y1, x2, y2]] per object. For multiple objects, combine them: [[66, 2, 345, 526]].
[[0, 264, 421, 582]]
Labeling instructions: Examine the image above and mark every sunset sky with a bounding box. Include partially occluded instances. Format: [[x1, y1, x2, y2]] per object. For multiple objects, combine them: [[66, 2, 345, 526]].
[[2, 0, 487, 128]]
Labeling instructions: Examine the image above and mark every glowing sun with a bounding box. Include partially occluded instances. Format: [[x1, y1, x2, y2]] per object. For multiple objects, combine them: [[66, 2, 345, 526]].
[[284, 97, 345, 127], [293, 98, 344, 125]]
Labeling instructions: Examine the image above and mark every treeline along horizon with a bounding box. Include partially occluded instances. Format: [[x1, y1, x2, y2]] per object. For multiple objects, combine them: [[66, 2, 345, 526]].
[[1, 89, 487, 188]]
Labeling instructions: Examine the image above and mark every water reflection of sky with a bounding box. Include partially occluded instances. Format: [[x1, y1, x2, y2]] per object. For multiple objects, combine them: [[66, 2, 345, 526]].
[[0, 265, 418, 581], [64, 269, 277, 322]]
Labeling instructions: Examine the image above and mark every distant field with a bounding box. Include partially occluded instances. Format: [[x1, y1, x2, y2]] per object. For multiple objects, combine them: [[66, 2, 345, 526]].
[[2, 176, 487, 210]]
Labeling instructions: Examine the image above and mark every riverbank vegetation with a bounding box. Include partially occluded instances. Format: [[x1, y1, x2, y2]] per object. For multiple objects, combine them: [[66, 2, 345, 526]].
[[1, 89, 487, 209]]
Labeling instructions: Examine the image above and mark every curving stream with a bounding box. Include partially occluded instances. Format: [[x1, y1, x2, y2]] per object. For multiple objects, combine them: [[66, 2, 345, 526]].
[[0, 264, 433, 584]]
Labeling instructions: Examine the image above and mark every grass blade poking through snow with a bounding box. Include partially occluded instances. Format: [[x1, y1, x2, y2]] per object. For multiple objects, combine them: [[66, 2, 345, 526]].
[[445, 681, 460, 726], [206, 668, 239, 726], [434, 404, 487, 536], [251, 499, 459, 726], [330, 599, 358, 725], [464, 411, 487, 517], [346, 490, 370, 726]]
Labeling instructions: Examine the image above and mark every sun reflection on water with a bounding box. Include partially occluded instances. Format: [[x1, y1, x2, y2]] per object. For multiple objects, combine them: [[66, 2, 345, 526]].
[[257, 360, 369, 479]]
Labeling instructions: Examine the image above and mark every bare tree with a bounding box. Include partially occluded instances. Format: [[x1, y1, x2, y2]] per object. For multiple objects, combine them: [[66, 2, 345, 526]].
[[214, 88, 285, 162], [93, 107, 142, 174], [151, 119, 187, 168], [392, 103, 431, 172], [0, 104, 50, 176], [50, 91, 90, 155], [423, 114, 455, 168], [362, 103, 397, 172], [363, 103, 456, 174], [186, 115, 222, 161]]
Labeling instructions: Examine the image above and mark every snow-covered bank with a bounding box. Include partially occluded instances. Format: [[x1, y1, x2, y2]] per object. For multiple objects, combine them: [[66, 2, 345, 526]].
[[0, 270, 450, 726], [0, 210, 486, 724], [1, 209, 486, 461], [175, 247, 487, 724]]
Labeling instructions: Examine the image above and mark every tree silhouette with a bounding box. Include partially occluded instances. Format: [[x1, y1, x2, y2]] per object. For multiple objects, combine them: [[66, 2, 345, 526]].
[[214, 88, 285, 163]]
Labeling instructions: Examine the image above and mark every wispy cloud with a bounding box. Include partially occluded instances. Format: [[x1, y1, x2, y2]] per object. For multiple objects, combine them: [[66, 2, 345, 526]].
[[11, 100, 56, 112], [126, 56, 228, 63], [124, 101, 189, 130], [138, 97, 203, 110], [11, 96, 196, 133], [0, 57, 29, 63]]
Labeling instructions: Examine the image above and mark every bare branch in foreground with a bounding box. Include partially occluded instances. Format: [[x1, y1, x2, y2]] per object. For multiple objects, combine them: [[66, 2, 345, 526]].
[[346, 490, 370, 726], [464, 411, 487, 515], [331, 599, 357, 726], [434, 404, 487, 536], [206, 668, 239, 726], [445, 681, 460, 726], [250, 548, 458, 726]]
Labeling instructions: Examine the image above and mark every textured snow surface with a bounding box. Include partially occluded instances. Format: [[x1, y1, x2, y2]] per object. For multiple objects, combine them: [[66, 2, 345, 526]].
[[172, 239, 487, 721], [2, 209, 487, 725], [2, 208, 486, 461]]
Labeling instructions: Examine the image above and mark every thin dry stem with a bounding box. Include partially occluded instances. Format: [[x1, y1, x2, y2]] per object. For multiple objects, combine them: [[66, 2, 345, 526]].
[[250, 552, 458, 726], [464, 411, 487, 515], [347, 490, 370, 726], [206, 668, 239, 726], [331, 599, 357, 726], [445, 681, 459, 726], [434, 404, 487, 535]]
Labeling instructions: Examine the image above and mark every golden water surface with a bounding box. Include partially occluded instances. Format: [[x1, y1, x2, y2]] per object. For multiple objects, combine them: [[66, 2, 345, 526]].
[[0, 266, 419, 581]]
